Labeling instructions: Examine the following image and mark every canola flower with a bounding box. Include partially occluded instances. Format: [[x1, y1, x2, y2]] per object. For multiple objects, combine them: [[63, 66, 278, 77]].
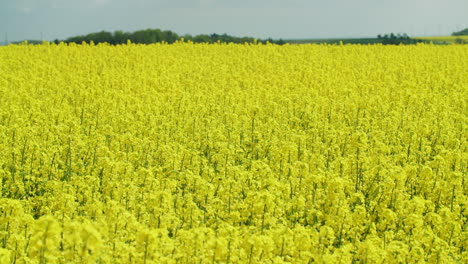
[[0, 41, 467, 263]]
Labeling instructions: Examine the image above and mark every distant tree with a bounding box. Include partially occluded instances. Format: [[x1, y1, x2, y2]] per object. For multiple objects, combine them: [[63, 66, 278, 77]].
[[113, 30, 130, 44], [88, 31, 112, 43], [131, 29, 151, 44], [162, 30, 179, 43], [378, 32, 422, 45], [276, 39, 286, 45], [66, 35, 85, 43], [62, 28, 264, 45], [264, 37, 274, 44], [193, 34, 212, 43], [452, 28, 468, 36], [240, 37, 255, 44], [182, 34, 193, 42]]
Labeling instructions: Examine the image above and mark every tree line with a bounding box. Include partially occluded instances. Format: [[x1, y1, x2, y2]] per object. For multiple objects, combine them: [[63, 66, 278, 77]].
[[377, 33, 423, 45], [452, 28, 468, 36], [57, 29, 286, 45], [28, 28, 468, 46], [57, 29, 424, 46]]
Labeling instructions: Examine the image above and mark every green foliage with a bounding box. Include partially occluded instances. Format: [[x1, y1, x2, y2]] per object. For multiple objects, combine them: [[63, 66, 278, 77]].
[[63, 28, 287, 45], [377, 33, 422, 45], [286, 33, 421, 45], [454, 38, 467, 44], [452, 28, 468, 36]]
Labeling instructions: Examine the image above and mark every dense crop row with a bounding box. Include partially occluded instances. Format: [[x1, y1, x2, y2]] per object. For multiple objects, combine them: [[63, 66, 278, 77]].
[[0, 42, 467, 263]]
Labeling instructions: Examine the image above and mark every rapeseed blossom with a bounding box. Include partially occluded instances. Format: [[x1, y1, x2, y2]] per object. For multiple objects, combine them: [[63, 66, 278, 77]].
[[0, 41, 467, 263]]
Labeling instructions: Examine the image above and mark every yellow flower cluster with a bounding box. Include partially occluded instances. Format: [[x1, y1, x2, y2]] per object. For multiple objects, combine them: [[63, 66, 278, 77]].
[[0, 41, 467, 263]]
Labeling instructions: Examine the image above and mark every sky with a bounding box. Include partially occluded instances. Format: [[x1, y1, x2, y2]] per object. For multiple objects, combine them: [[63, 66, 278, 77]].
[[1, 0, 467, 42]]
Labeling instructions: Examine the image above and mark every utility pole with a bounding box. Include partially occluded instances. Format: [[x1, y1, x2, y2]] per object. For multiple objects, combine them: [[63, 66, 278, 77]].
[[4, 32, 8, 45]]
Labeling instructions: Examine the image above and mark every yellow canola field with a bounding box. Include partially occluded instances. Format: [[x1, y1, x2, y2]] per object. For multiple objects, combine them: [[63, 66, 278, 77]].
[[0, 42, 467, 263]]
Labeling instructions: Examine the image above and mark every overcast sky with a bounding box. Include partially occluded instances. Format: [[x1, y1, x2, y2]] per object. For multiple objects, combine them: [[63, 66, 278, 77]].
[[1, 0, 467, 42]]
